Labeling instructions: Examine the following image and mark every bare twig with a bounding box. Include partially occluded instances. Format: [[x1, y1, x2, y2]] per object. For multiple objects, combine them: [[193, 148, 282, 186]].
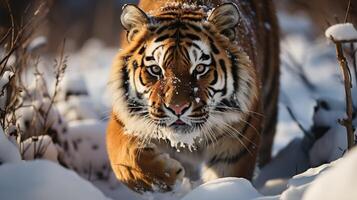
[[0, 27, 12, 45], [42, 39, 67, 136], [331, 37, 355, 150], [344, 0, 352, 23], [349, 43, 357, 87]]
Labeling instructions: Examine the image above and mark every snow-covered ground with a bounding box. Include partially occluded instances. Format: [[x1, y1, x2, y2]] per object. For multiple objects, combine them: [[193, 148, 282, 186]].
[[0, 9, 357, 200]]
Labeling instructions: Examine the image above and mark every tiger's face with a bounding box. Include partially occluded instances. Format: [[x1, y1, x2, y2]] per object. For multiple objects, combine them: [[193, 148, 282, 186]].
[[142, 37, 213, 132], [111, 3, 258, 146]]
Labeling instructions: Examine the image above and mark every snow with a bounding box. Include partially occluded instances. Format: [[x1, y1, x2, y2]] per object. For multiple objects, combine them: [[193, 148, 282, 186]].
[[179, 157, 339, 200], [58, 74, 88, 100], [57, 96, 100, 121], [180, 159, 337, 200], [22, 135, 59, 163], [0, 71, 14, 110], [0, 71, 14, 92], [15, 97, 68, 141], [0, 127, 21, 164], [0, 160, 110, 200], [27, 36, 47, 52], [278, 163, 331, 200], [182, 178, 263, 200], [64, 39, 115, 113], [64, 119, 108, 177], [325, 23, 357, 41], [309, 125, 346, 166], [303, 147, 357, 200], [308, 98, 357, 167], [254, 138, 310, 195]]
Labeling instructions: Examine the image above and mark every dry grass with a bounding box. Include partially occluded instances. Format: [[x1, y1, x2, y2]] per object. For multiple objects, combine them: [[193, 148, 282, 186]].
[[0, 0, 70, 162]]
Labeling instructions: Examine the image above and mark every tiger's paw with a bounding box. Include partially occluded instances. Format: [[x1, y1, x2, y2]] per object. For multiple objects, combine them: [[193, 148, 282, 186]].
[[125, 145, 185, 192]]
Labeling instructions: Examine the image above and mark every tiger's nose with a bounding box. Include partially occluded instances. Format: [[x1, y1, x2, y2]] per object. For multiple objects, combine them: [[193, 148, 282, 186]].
[[169, 102, 190, 115]]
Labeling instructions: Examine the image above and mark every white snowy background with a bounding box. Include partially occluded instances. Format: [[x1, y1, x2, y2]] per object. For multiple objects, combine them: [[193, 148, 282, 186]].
[[1, 6, 357, 200]]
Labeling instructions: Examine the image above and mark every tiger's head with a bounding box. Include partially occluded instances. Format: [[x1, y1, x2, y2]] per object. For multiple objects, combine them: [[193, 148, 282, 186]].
[[110, 3, 259, 147]]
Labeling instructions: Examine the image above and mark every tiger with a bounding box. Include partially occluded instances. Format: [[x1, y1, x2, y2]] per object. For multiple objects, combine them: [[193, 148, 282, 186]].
[[107, 0, 279, 192]]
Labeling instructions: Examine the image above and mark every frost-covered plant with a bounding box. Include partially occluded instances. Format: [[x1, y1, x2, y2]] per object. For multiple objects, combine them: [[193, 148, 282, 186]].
[[0, 0, 71, 163]]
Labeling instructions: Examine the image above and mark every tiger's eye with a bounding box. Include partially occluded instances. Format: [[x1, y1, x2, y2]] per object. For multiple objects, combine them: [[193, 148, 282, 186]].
[[147, 65, 162, 77], [152, 66, 161, 74], [195, 65, 205, 73]]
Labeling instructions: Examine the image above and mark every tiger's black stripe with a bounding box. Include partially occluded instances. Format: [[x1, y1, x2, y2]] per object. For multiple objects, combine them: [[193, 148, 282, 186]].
[[208, 37, 220, 54], [138, 68, 146, 86], [120, 59, 130, 100], [155, 34, 171, 43], [218, 59, 227, 96], [186, 23, 202, 32], [138, 45, 146, 55], [230, 54, 239, 90], [184, 33, 201, 41]]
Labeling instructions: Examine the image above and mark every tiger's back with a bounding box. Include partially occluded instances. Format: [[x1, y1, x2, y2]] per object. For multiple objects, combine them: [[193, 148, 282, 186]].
[[108, 0, 279, 192]]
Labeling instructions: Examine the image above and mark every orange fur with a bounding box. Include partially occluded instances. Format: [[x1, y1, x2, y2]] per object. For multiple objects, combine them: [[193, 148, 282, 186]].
[[107, 115, 183, 191], [107, 0, 279, 192]]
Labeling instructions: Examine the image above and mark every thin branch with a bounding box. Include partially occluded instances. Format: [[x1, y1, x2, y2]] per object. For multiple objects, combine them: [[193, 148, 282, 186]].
[[0, 27, 12, 45], [5, 0, 15, 49], [331, 37, 355, 150], [350, 43, 357, 88], [344, 0, 352, 23], [43, 39, 67, 128]]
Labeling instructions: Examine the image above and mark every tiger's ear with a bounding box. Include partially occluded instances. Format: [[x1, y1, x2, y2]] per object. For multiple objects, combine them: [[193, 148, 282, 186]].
[[208, 3, 239, 41], [121, 4, 149, 42]]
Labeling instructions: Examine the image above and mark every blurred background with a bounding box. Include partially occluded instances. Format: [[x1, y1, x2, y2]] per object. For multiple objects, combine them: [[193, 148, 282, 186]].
[[0, 0, 137, 51]]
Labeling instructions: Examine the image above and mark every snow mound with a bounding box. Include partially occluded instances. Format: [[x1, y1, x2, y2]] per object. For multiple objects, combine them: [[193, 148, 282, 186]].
[[65, 119, 109, 177], [309, 125, 347, 166], [308, 98, 356, 167], [303, 147, 357, 200], [0, 127, 21, 164], [180, 160, 338, 200], [0, 160, 110, 200], [279, 163, 332, 200], [182, 178, 263, 200], [57, 96, 99, 121], [22, 135, 59, 163], [288, 163, 331, 188], [325, 23, 357, 41], [58, 74, 88, 101]]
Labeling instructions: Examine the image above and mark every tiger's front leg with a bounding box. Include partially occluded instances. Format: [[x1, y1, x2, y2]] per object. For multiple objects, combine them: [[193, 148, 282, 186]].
[[201, 124, 261, 182], [106, 117, 185, 192]]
